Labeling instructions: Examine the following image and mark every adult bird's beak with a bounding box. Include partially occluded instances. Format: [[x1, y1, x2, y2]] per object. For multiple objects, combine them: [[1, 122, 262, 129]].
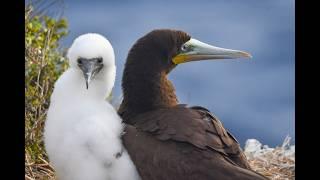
[[78, 58, 103, 89], [172, 38, 252, 64]]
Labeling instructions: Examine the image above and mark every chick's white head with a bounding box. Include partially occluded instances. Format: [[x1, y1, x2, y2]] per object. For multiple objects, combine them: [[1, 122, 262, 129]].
[[66, 33, 116, 96]]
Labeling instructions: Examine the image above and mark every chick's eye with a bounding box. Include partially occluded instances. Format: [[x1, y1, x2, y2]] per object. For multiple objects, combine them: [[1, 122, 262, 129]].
[[77, 59, 83, 64], [97, 58, 103, 63]]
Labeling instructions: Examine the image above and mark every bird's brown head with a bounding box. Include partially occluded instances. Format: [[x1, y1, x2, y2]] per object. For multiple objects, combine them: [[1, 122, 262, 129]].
[[124, 29, 251, 75], [119, 29, 251, 123], [124, 29, 192, 75]]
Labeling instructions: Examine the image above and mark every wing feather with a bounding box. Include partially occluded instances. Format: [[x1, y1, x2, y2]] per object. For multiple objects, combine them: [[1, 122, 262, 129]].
[[122, 105, 269, 180]]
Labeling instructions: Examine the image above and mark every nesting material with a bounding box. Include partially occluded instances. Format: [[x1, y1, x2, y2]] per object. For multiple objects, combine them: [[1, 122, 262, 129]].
[[244, 136, 295, 180]]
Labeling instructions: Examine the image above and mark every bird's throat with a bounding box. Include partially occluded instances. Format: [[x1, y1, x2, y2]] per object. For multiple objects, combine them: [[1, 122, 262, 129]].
[[119, 71, 178, 124]]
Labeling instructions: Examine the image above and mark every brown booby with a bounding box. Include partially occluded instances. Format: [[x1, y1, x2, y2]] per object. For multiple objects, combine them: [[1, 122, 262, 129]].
[[118, 29, 268, 180]]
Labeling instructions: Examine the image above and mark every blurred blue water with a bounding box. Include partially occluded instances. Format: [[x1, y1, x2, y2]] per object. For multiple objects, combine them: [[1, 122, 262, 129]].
[[51, 0, 295, 147]]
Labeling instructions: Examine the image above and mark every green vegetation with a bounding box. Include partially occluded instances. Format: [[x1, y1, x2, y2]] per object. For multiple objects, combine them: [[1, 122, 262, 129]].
[[25, 3, 68, 179]]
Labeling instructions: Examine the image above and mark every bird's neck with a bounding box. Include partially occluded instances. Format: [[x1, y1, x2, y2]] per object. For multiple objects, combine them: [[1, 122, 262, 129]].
[[119, 70, 178, 124]]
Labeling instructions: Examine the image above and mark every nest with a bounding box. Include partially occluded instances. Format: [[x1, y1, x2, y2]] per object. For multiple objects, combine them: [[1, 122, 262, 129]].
[[25, 153, 56, 180], [25, 136, 295, 180], [244, 136, 295, 180]]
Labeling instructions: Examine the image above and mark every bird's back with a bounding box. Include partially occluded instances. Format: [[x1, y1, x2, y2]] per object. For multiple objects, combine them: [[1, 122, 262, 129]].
[[122, 105, 268, 180]]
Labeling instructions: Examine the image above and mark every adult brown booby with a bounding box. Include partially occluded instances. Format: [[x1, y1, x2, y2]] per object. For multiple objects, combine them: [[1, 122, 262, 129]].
[[118, 29, 268, 180]]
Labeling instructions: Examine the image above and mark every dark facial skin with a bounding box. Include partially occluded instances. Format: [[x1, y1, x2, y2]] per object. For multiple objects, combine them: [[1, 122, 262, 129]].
[[77, 57, 104, 89]]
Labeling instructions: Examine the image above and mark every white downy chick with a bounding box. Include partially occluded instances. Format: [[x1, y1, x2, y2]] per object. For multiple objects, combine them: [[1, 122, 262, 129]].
[[44, 33, 140, 180]]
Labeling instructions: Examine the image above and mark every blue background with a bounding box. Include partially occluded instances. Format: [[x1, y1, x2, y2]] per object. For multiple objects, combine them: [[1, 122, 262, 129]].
[[47, 0, 295, 147]]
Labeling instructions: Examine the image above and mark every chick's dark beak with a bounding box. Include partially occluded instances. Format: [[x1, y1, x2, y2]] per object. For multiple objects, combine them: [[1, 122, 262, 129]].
[[78, 58, 103, 89]]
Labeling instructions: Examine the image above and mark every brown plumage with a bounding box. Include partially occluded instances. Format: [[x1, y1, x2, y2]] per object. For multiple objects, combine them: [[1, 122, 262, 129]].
[[118, 29, 268, 180]]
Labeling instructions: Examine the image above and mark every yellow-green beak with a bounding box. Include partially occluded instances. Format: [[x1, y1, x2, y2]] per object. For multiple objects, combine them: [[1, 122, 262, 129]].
[[172, 38, 252, 64]]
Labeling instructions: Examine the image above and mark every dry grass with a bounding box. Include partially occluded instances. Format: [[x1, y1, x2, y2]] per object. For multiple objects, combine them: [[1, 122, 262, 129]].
[[244, 136, 295, 180], [25, 136, 295, 180], [25, 153, 56, 180]]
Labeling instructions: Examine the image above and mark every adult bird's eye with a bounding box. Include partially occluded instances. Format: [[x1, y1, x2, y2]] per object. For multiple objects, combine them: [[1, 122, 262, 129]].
[[77, 59, 83, 64], [97, 58, 103, 63], [181, 44, 188, 52]]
